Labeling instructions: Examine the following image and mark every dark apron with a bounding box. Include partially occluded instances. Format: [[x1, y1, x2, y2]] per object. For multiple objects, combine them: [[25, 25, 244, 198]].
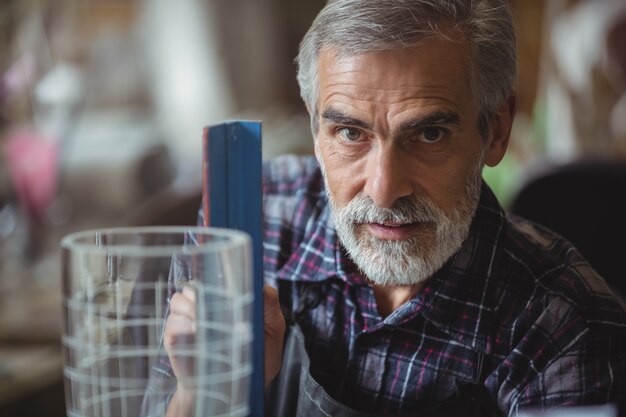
[[266, 287, 501, 417]]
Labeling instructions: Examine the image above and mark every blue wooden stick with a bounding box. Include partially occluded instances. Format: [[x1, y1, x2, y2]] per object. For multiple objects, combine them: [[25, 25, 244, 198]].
[[204, 121, 263, 416]]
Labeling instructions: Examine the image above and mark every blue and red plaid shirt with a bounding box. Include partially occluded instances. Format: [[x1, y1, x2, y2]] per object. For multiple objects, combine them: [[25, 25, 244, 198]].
[[252, 155, 626, 415], [146, 154, 626, 416]]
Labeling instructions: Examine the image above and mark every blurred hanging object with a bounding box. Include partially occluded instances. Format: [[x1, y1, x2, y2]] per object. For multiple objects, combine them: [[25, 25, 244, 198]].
[[3, 130, 58, 223], [544, 0, 626, 159], [606, 11, 626, 145], [137, 0, 235, 163], [0, 2, 63, 263]]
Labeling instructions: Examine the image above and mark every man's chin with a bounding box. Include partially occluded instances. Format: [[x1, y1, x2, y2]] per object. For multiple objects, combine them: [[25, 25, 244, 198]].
[[346, 240, 437, 287], [359, 266, 434, 287]]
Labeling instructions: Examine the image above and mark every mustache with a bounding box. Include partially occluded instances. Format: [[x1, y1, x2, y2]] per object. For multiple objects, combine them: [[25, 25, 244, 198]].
[[334, 194, 444, 224]]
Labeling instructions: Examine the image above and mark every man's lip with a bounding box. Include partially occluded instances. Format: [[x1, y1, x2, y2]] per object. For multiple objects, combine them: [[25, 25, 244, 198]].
[[366, 222, 422, 240]]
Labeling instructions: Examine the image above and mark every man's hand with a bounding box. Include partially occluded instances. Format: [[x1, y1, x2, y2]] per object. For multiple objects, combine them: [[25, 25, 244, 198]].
[[163, 285, 197, 417], [164, 285, 198, 392], [264, 285, 286, 387], [163, 284, 286, 390]]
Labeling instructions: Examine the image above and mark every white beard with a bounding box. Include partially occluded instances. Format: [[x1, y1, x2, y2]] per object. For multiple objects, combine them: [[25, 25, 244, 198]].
[[320, 156, 484, 287]]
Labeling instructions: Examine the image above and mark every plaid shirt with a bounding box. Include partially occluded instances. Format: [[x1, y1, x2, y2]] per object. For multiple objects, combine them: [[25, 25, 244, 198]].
[[145, 155, 626, 416], [256, 155, 626, 416]]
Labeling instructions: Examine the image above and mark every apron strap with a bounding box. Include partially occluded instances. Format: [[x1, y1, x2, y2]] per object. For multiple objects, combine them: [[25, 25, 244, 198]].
[[266, 282, 324, 416]]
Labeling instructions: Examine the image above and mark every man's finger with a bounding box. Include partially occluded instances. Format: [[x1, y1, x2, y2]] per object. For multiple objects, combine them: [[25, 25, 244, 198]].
[[170, 292, 197, 320], [182, 284, 197, 303], [164, 314, 196, 349]]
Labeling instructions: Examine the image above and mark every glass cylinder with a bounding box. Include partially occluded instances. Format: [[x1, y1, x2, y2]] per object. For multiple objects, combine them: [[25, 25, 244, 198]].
[[61, 226, 252, 417]]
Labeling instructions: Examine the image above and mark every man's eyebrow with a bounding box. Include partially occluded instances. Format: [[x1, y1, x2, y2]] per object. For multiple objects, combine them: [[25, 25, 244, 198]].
[[321, 107, 370, 129], [400, 111, 461, 131]]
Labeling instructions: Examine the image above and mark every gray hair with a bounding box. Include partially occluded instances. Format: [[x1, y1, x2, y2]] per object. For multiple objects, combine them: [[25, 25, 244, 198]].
[[296, 0, 517, 139]]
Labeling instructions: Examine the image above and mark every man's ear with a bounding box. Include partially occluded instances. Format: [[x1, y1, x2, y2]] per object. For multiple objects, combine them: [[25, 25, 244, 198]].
[[484, 94, 518, 167]]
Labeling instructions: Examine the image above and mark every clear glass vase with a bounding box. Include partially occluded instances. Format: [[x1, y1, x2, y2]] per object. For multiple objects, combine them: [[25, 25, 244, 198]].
[[61, 226, 252, 417]]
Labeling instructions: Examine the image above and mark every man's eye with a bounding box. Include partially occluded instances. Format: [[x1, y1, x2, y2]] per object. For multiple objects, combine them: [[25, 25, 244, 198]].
[[418, 127, 445, 143], [337, 127, 362, 142]]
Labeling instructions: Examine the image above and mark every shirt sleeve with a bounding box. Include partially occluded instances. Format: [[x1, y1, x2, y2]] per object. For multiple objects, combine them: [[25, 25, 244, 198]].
[[502, 296, 626, 415]]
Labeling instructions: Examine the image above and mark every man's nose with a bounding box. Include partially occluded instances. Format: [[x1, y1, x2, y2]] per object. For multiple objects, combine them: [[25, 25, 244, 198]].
[[363, 145, 413, 208]]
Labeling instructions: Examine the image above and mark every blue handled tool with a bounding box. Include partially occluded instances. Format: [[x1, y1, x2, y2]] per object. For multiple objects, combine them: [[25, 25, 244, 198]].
[[203, 121, 263, 416]]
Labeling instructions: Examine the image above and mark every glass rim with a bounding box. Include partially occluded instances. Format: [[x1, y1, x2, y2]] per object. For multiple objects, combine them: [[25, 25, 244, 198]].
[[60, 226, 250, 256]]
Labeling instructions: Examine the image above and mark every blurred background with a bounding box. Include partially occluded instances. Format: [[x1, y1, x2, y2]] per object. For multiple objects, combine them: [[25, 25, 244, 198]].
[[0, 0, 624, 415]]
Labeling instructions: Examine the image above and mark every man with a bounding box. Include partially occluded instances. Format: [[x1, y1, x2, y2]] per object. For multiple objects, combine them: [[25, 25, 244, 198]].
[[163, 0, 626, 415]]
